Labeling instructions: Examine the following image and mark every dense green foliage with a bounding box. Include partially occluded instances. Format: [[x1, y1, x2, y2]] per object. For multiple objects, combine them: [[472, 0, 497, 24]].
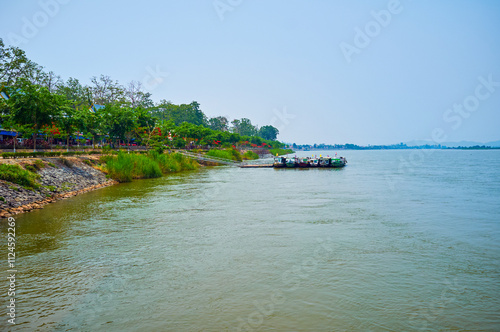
[[1, 151, 101, 159], [106, 153, 162, 182], [0, 164, 40, 189], [104, 152, 198, 182], [206, 148, 242, 162], [0, 38, 285, 152], [258, 125, 279, 141], [242, 151, 259, 160]]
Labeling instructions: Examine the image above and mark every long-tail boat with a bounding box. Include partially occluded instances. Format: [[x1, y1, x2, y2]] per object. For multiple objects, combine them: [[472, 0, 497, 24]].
[[273, 156, 347, 168], [286, 157, 298, 168], [298, 157, 310, 167], [273, 156, 286, 168]]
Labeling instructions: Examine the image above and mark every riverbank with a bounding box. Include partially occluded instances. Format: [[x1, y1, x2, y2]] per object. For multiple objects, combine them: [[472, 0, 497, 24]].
[[0, 156, 117, 218]]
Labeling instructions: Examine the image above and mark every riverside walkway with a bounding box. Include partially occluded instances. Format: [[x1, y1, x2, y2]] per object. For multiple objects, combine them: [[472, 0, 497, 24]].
[[177, 150, 273, 168]]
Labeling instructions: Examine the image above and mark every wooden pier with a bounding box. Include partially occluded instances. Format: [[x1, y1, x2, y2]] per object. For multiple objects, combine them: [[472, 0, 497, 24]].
[[239, 164, 274, 168]]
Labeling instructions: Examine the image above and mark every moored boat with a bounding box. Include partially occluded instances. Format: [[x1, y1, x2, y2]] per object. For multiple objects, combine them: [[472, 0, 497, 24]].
[[329, 157, 347, 167], [309, 158, 319, 167], [273, 156, 286, 168], [273, 156, 347, 168], [286, 157, 298, 168], [319, 157, 330, 167], [298, 157, 310, 167]]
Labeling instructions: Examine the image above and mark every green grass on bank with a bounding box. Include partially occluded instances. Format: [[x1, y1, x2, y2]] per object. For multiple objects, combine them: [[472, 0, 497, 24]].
[[242, 151, 259, 160], [104, 151, 198, 182], [0, 164, 41, 189], [269, 148, 294, 156], [206, 148, 242, 162]]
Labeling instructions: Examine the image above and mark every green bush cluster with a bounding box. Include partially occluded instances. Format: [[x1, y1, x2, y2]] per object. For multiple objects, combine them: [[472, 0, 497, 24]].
[[0, 164, 41, 189], [242, 151, 259, 160], [150, 151, 198, 173], [33, 160, 45, 169], [104, 151, 198, 182], [2, 151, 60, 158], [206, 148, 242, 162], [1, 151, 102, 159], [24, 164, 37, 172]]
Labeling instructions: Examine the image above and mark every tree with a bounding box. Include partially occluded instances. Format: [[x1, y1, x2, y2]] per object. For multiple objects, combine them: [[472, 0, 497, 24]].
[[258, 125, 279, 140], [184, 101, 207, 126], [57, 106, 78, 152], [134, 107, 157, 147], [90, 75, 125, 105], [208, 116, 229, 131], [5, 79, 68, 151], [151, 100, 208, 127], [0, 115, 27, 153], [232, 118, 257, 136], [0, 38, 33, 85], [231, 119, 241, 134], [102, 103, 137, 147], [75, 106, 103, 148], [56, 77, 89, 108], [125, 81, 154, 108]]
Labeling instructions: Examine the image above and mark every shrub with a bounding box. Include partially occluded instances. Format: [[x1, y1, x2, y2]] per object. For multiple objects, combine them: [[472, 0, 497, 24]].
[[44, 185, 57, 192], [34, 160, 45, 169], [153, 152, 198, 173], [228, 148, 242, 161], [0, 164, 40, 189], [47, 162, 56, 167], [42, 152, 62, 157], [62, 151, 85, 156], [206, 148, 242, 162], [1, 151, 63, 159], [25, 164, 37, 173], [98, 155, 115, 165], [1, 152, 15, 159], [242, 151, 259, 160]]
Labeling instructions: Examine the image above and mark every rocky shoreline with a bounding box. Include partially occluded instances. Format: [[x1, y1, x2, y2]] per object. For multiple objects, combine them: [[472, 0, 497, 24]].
[[0, 156, 117, 219]]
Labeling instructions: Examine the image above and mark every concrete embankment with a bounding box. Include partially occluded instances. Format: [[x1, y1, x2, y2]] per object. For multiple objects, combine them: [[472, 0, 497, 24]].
[[0, 156, 117, 218]]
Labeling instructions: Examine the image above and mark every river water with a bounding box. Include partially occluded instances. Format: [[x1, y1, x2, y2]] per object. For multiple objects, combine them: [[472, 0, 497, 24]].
[[1, 150, 499, 331]]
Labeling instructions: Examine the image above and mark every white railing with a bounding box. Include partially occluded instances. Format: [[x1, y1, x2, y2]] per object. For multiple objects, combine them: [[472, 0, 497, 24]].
[[177, 150, 240, 166]]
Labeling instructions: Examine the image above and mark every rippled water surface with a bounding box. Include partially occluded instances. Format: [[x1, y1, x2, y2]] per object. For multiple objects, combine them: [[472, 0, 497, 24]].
[[1, 150, 499, 331]]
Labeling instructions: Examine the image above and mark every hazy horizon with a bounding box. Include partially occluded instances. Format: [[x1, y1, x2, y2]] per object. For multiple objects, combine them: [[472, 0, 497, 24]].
[[1, 0, 499, 146]]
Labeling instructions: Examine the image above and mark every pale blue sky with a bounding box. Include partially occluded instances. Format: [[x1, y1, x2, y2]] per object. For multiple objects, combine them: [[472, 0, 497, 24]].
[[1, 0, 499, 145]]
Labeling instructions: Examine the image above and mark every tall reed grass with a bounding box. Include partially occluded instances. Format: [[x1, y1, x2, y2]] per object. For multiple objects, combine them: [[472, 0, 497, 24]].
[[104, 152, 198, 182], [242, 151, 259, 160]]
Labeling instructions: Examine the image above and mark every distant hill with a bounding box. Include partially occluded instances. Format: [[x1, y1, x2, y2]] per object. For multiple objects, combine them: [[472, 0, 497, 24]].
[[406, 140, 441, 146], [486, 140, 500, 147], [406, 140, 500, 148]]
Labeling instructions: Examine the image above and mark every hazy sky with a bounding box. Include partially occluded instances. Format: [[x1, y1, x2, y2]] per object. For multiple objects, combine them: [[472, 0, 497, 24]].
[[1, 0, 499, 145]]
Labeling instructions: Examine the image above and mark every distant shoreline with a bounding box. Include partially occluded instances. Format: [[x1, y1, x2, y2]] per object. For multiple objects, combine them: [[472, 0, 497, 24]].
[[290, 145, 500, 151]]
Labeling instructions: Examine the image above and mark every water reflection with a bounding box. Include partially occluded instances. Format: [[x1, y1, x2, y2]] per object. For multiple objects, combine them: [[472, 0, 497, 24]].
[[1, 151, 499, 331]]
